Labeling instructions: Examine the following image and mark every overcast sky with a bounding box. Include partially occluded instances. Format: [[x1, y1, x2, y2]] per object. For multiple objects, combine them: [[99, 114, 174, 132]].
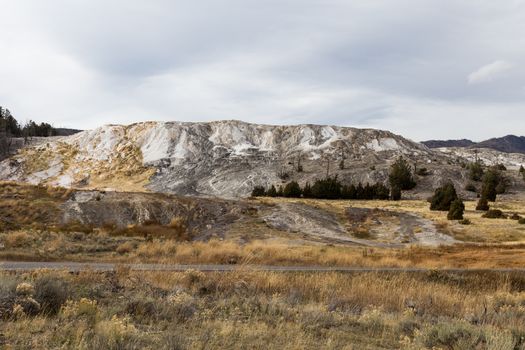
[[1, 1, 524, 141]]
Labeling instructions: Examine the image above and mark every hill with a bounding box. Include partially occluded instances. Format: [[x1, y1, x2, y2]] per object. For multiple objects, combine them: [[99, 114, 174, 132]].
[[423, 135, 525, 154]]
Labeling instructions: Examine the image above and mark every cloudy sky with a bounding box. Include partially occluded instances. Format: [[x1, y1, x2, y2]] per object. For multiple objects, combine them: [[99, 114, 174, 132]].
[[1, 1, 524, 141]]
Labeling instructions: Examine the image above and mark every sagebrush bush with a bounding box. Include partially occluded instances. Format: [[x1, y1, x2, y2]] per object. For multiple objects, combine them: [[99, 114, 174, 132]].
[[35, 275, 70, 315], [421, 321, 483, 349], [4, 231, 32, 248]]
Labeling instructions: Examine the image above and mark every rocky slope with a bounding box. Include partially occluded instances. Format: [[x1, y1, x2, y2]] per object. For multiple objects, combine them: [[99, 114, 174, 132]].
[[0, 120, 522, 198]]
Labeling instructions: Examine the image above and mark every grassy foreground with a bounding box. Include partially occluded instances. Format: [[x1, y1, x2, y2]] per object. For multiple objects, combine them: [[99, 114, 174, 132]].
[[1, 269, 525, 349]]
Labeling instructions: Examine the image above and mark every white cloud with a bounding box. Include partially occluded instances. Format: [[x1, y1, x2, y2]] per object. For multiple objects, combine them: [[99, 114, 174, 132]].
[[467, 60, 514, 85], [1, 1, 525, 140]]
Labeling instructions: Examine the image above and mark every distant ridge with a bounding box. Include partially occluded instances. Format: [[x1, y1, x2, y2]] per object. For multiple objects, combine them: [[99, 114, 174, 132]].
[[54, 128, 82, 136], [422, 139, 476, 148], [422, 135, 525, 154]]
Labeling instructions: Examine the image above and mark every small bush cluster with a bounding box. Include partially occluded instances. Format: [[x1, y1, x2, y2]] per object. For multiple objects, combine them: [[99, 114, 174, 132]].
[[253, 177, 391, 200], [482, 209, 507, 219]]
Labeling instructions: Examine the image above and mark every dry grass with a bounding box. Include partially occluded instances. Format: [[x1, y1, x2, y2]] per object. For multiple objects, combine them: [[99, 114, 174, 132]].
[[1, 270, 525, 349]]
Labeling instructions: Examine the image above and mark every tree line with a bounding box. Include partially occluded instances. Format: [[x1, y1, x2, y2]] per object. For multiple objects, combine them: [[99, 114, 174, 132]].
[[252, 177, 391, 200], [252, 156, 417, 201], [0, 106, 59, 158]]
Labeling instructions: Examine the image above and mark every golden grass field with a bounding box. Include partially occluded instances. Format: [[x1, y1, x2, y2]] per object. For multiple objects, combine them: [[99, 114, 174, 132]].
[[2, 268, 525, 349]]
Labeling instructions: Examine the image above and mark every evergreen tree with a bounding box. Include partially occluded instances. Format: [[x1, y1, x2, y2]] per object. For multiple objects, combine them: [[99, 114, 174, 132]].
[[447, 199, 465, 220], [311, 176, 342, 199], [276, 185, 284, 197], [430, 182, 458, 211], [283, 181, 302, 198], [374, 183, 390, 200], [389, 156, 416, 191], [251, 186, 266, 197], [519, 165, 524, 174], [302, 182, 312, 198], [481, 167, 506, 202], [266, 185, 277, 197], [391, 186, 401, 201]]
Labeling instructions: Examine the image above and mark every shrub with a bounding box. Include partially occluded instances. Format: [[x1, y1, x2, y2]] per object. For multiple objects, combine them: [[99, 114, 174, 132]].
[[430, 182, 458, 211], [283, 181, 302, 198], [4, 231, 32, 248], [266, 185, 277, 197], [116, 242, 135, 255], [519, 218, 525, 225], [34, 275, 70, 315], [464, 183, 477, 192], [389, 156, 416, 191], [251, 186, 266, 197], [447, 199, 465, 220], [302, 183, 312, 198], [482, 209, 507, 219], [510, 213, 522, 220], [422, 321, 482, 349], [459, 218, 471, 225], [311, 176, 342, 199], [495, 163, 507, 171], [391, 186, 401, 201], [476, 196, 489, 211], [520, 165, 525, 173]]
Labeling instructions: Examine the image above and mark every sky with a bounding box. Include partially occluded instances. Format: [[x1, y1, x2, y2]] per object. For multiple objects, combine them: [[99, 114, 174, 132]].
[[0, 1, 524, 141]]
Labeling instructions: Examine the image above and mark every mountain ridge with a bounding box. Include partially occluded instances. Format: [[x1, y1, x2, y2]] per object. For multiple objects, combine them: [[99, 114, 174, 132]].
[[422, 135, 525, 154]]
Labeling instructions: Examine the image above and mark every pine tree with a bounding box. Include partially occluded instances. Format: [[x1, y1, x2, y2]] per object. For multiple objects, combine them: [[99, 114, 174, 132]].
[[389, 156, 416, 191], [251, 186, 266, 197], [302, 182, 312, 198], [266, 185, 277, 197], [481, 167, 506, 202], [391, 186, 401, 201], [447, 199, 465, 220], [283, 181, 302, 198]]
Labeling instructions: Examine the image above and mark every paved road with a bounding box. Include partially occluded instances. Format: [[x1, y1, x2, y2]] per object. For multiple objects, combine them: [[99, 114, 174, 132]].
[[1, 261, 525, 273]]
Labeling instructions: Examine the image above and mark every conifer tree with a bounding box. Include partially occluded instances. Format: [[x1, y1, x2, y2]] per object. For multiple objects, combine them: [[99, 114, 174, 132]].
[[447, 198, 465, 220]]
